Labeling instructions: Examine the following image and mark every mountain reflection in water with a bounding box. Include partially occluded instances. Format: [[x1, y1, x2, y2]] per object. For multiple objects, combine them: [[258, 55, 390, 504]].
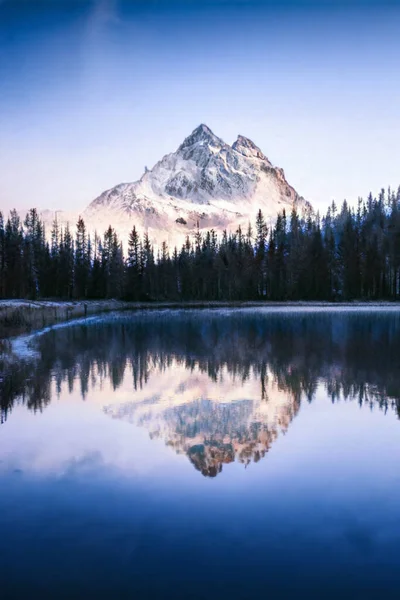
[[1, 309, 400, 477]]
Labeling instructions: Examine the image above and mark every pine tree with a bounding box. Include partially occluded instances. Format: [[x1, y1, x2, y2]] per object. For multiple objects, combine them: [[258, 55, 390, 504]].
[[126, 226, 141, 300], [59, 224, 74, 298], [255, 209, 267, 297], [74, 217, 89, 298], [5, 211, 24, 298]]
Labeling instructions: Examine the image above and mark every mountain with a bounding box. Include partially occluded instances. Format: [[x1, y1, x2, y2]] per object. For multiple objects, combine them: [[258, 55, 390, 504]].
[[104, 359, 300, 478], [81, 124, 309, 250]]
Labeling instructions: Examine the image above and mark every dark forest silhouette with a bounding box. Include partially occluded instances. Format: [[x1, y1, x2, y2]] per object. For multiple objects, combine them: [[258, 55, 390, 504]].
[[2, 186, 400, 301]]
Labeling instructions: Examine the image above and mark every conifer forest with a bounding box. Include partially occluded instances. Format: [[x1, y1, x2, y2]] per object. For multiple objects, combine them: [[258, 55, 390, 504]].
[[2, 186, 400, 302]]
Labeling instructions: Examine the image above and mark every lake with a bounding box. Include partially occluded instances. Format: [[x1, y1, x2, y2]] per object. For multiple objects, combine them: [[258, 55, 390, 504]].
[[1, 308, 400, 599]]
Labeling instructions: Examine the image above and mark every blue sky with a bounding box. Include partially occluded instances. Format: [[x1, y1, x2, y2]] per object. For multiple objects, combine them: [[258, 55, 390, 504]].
[[1, 0, 400, 213]]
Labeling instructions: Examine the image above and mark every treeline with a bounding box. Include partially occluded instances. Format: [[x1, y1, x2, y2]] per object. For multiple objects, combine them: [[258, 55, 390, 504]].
[[2, 185, 400, 301], [2, 311, 400, 424]]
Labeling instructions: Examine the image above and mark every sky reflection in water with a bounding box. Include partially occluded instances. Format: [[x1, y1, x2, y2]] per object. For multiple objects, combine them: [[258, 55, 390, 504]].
[[0, 308, 399, 599]]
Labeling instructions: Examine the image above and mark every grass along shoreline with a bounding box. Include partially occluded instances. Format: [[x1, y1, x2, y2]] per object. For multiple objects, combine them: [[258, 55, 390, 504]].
[[2, 298, 400, 340], [0, 299, 134, 339]]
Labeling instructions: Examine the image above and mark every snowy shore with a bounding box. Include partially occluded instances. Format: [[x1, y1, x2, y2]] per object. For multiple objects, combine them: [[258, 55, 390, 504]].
[[2, 298, 400, 340], [0, 299, 134, 339]]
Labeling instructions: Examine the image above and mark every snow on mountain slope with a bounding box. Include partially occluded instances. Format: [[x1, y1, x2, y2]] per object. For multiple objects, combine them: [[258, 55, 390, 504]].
[[41, 124, 310, 251]]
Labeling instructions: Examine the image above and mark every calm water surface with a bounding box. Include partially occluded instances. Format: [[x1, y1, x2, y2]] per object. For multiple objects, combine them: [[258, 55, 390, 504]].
[[1, 308, 400, 599]]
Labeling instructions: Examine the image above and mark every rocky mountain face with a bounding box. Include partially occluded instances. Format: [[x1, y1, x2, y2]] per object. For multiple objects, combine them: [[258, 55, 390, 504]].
[[81, 124, 309, 250]]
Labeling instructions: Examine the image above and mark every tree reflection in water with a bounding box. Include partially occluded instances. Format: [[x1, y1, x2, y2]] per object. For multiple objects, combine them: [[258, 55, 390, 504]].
[[1, 309, 400, 476]]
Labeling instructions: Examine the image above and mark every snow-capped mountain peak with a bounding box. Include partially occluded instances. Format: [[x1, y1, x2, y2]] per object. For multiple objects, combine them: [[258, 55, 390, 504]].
[[77, 124, 310, 250], [232, 134, 270, 162], [178, 123, 225, 151]]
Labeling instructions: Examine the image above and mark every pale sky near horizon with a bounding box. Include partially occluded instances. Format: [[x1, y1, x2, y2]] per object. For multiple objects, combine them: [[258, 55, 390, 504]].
[[1, 0, 400, 215]]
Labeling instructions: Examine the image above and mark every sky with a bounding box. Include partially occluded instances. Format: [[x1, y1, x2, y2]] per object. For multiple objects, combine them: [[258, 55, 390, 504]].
[[1, 0, 400, 214]]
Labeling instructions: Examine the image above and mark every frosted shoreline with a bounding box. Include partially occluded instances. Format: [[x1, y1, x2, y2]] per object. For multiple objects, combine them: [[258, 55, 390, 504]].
[[2, 298, 400, 336], [2, 299, 400, 363]]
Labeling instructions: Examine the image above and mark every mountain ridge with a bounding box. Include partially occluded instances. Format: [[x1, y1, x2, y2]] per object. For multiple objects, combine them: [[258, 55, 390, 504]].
[[34, 124, 310, 250]]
